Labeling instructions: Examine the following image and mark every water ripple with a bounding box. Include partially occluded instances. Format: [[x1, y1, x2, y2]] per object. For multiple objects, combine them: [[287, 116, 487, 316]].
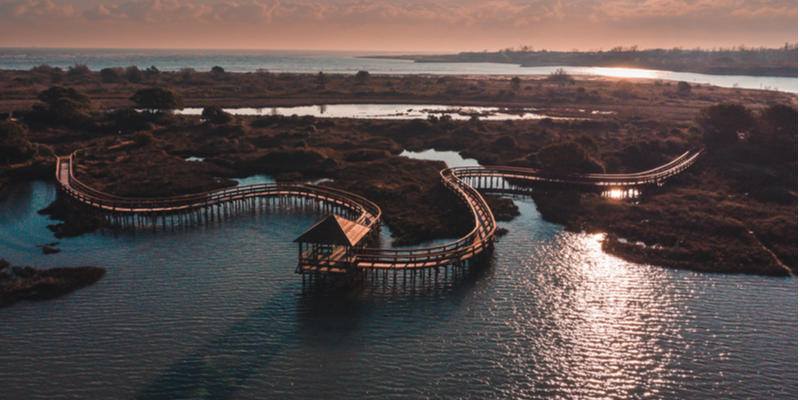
[[0, 184, 795, 399]]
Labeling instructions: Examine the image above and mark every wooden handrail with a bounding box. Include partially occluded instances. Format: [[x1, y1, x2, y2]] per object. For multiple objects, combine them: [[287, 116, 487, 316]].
[[54, 147, 702, 271]]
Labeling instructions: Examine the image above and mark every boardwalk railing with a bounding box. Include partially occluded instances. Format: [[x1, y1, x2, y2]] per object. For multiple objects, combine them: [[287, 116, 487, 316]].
[[55, 147, 703, 273], [450, 148, 704, 189], [56, 153, 382, 229]]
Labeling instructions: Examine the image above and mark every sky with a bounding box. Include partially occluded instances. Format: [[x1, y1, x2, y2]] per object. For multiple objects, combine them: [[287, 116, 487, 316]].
[[0, 0, 796, 52]]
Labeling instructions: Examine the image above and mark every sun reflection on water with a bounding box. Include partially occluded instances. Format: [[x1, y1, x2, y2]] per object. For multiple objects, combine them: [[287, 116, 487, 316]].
[[556, 232, 679, 397], [603, 189, 640, 199], [497, 205, 685, 398]]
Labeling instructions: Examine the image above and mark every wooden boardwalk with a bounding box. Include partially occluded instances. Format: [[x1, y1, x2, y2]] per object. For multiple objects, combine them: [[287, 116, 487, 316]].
[[54, 148, 703, 277]]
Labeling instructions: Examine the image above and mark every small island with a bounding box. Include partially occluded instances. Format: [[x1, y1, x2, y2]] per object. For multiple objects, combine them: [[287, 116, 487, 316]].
[[0, 259, 106, 308]]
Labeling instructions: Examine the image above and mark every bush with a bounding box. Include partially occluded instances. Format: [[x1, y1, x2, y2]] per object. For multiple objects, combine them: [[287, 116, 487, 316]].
[[696, 102, 753, 148], [37, 86, 91, 109], [130, 87, 184, 112], [126, 66, 144, 83], [65, 64, 90, 79], [0, 121, 36, 163], [536, 140, 589, 172], [132, 131, 155, 146], [491, 136, 517, 152], [677, 81, 692, 94], [100, 68, 124, 83], [547, 68, 573, 83], [356, 70, 370, 84], [201, 105, 233, 124]]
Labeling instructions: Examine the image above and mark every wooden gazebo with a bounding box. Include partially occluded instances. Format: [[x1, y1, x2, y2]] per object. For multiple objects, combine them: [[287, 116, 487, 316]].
[[294, 215, 371, 274]]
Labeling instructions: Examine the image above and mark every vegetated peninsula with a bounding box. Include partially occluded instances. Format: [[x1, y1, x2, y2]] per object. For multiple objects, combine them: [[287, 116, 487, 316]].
[[368, 45, 799, 77], [0, 259, 105, 308], [0, 66, 796, 276]]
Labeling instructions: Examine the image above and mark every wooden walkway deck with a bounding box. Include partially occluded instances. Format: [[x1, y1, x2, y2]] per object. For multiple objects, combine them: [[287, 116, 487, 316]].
[[54, 148, 703, 276]]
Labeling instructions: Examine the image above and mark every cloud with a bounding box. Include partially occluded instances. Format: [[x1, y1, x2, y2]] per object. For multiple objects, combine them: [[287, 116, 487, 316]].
[[74, 0, 559, 27], [0, 0, 74, 19], [83, 0, 211, 22], [5, 0, 796, 43], [729, 4, 798, 17], [596, 0, 735, 18]]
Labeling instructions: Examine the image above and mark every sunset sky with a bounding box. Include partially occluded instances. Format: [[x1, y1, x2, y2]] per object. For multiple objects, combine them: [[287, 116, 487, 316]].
[[0, 0, 796, 51]]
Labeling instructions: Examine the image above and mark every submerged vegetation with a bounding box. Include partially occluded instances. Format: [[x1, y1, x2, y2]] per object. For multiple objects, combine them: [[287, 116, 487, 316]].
[[0, 68, 795, 276]]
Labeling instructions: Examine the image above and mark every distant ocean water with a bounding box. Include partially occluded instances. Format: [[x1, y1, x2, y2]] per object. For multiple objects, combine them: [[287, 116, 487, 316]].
[[0, 48, 796, 93]]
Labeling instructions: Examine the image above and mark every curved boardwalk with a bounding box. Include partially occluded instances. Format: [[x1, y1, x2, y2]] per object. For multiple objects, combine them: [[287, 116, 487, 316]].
[[55, 148, 703, 278]]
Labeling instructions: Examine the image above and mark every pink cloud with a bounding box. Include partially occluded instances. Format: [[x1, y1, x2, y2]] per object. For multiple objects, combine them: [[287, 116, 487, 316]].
[[0, 0, 74, 19], [74, 0, 558, 27], [730, 5, 798, 17]]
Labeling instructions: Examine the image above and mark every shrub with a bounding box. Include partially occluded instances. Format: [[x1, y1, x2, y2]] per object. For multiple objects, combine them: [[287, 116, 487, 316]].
[[130, 87, 184, 112], [356, 70, 370, 84], [37, 86, 91, 109], [547, 68, 573, 83], [696, 102, 753, 148], [65, 64, 90, 79], [132, 131, 155, 146], [677, 81, 692, 94], [100, 67, 124, 83], [536, 140, 589, 172], [125, 66, 144, 83], [0, 121, 36, 163], [201, 105, 233, 124]]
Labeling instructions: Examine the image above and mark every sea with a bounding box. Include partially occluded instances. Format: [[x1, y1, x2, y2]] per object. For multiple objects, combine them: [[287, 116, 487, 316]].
[[0, 48, 797, 93]]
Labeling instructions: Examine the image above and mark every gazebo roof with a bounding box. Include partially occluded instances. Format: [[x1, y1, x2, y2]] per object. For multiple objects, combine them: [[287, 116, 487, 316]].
[[294, 215, 371, 247]]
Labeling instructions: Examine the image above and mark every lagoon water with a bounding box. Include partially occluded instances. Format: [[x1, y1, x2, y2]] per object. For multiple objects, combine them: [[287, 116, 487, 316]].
[[0, 48, 796, 93], [179, 104, 574, 121], [0, 150, 796, 399]]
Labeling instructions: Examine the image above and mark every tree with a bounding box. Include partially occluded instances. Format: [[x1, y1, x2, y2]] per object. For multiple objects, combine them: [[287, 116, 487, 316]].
[[201, 105, 233, 124], [510, 77, 521, 91], [759, 104, 797, 136], [355, 70, 370, 84], [37, 86, 92, 109], [536, 140, 589, 172], [0, 121, 35, 164], [211, 66, 225, 75], [100, 67, 124, 83], [144, 65, 160, 81], [65, 64, 91, 80], [126, 66, 144, 83], [677, 81, 692, 94], [696, 102, 753, 147], [130, 87, 184, 112], [315, 72, 329, 89]]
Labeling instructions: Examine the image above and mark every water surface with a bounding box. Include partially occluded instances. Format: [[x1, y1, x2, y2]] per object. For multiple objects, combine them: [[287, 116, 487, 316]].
[[0, 48, 795, 93], [179, 104, 570, 120], [0, 167, 795, 399]]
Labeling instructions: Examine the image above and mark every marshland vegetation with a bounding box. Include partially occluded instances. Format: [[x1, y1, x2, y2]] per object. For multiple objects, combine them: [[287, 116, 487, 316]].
[[0, 67, 795, 276]]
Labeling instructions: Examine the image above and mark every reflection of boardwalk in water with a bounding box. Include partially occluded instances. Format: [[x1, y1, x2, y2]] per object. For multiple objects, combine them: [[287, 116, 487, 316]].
[[54, 148, 703, 280]]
